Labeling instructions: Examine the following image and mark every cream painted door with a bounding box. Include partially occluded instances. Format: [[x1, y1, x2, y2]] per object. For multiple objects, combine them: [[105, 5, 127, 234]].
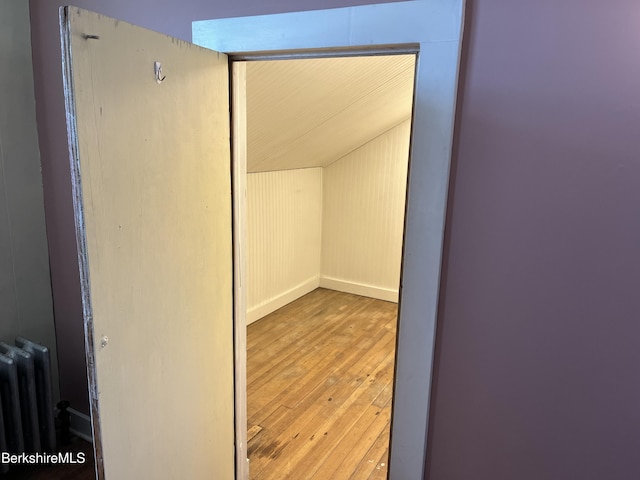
[[61, 8, 235, 479]]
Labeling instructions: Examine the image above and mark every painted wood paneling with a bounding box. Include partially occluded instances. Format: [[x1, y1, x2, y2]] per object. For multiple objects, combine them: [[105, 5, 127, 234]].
[[0, 0, 58, 399], [320, 120, 411, 302], [62, 9, 234, 479], [245, 55, 415, 173], [247, 168, 323, 323], [231, 61, 249, 479]]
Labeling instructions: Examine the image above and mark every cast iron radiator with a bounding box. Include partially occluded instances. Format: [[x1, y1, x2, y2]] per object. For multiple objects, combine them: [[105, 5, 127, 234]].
[[0, 338, 56, 474]]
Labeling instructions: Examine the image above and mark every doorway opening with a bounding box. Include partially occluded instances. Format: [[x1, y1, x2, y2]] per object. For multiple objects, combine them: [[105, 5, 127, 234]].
[[61, 2, 464, 478], [237, 53, 416, 479]]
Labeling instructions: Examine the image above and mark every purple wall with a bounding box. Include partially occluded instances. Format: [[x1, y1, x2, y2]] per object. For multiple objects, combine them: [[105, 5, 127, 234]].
[[30, 0, 640, 478], [426, 0, 640, 479]]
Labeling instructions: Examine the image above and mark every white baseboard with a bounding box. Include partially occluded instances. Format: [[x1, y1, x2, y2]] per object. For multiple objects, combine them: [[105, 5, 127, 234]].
[[247, 276, 320, 324], [319, 276, 398, 303], [68, 407, 93, 443]]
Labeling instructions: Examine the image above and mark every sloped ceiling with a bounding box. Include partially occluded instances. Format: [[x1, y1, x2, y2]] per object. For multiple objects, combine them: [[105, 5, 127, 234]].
[[246, 54, 416, 173]]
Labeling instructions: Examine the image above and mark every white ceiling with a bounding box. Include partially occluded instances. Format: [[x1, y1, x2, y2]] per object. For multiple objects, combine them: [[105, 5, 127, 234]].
[[246, 54, 416, 173]]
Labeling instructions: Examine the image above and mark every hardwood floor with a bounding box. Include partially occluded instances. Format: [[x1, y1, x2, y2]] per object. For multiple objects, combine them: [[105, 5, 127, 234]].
[[247, 288, 398, 480]]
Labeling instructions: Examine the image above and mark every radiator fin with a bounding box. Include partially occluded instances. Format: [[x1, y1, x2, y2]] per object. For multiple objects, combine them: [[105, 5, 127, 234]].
[[0, 354, 24, 454]]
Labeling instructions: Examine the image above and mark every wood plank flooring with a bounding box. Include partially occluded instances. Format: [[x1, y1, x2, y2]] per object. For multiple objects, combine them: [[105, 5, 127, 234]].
[[247, 288, 398, 480]]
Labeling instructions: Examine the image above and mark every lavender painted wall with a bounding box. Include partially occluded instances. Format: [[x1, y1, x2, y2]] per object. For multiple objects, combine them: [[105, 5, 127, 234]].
[[426, 0, 640, 479], [29, 0, 640, 478]]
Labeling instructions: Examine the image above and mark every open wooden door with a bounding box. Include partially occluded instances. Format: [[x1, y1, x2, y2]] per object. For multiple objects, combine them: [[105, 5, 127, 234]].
[[61, 8, 235, 479]]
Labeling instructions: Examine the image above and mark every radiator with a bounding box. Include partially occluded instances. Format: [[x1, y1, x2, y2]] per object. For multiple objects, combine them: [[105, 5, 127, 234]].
[[0, 338, 56, 470], [15, 337, 56, 453]]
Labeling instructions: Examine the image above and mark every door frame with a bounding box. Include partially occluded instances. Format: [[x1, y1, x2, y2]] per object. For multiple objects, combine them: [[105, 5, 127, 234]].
[[194, 2, 465, 479], [229, 48, 418, 480]]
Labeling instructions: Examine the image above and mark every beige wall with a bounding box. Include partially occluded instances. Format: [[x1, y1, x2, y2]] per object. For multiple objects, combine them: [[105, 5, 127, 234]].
[[247, 121, 410, 322], [0, 0, 58, 400], [246, 168, 323, 323], [320, 120, 410, 302]]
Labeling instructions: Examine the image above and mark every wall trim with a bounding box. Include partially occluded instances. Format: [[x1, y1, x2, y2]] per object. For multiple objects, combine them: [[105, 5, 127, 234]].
[[68, 407, 93, 443], [319, 276, 398, 303], [247, 276, 319, 324]]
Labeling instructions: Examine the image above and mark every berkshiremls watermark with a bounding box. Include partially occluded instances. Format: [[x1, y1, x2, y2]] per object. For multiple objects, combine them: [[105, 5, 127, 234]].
[[2, 451, 86, 465]]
